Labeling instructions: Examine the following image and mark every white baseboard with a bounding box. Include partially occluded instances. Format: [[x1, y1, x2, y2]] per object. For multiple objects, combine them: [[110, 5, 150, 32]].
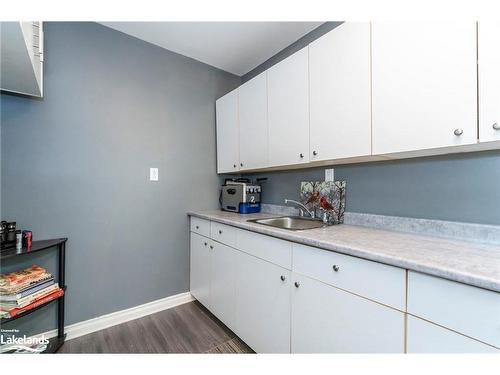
[[38, 292, 194, 341]]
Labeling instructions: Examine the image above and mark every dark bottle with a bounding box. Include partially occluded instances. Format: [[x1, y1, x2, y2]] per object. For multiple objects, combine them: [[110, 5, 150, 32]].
[[7, 222, 16, 242], [0, 221, 6, 243]]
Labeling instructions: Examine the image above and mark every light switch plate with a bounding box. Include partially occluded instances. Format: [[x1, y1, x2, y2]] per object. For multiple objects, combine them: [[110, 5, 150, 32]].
[[150, 168, 159, 181], [325, 168, 334, 182]]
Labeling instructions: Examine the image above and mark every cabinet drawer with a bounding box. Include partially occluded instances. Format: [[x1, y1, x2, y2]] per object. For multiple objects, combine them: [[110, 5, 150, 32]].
[[408, 271, 500, 348], [190, 217, 210, 237], [210, 222, 237, 248], [292, 243, 406, 310], [236, 229, 292, 269], [407, 316, 499, 353]]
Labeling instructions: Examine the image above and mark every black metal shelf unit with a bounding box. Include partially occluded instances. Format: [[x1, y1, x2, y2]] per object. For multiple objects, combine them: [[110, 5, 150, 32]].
[[1, 238, 67, 353]]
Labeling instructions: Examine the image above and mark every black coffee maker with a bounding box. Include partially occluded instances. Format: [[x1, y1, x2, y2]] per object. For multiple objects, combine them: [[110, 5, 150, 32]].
[[0, 221, 17, 250]]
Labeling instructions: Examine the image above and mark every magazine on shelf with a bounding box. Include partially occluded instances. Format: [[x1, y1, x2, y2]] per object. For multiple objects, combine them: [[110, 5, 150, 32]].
[[0, 278, 55, 301], [0, 272, 53, 295], [2, 288, 64, 318], [0, 284, 60, 309], [0, 265, 47, 287]]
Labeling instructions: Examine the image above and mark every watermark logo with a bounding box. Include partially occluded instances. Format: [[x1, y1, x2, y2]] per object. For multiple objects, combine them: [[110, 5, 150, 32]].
[[0, 328, 49, 354]]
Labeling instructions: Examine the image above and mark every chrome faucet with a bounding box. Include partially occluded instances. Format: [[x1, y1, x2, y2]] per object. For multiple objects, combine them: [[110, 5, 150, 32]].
[[284, 199, 315, 219]]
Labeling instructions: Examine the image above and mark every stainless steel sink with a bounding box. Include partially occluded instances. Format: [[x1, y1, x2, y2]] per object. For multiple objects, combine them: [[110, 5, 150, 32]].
[[248, 216, 327, 231]]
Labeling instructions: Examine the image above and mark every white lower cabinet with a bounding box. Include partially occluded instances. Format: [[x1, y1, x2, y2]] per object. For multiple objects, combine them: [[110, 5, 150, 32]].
[[190, 219, 499, 353], [190, 231, 237, 330], [210, 241, 237, 330], [234, 251, 291, 353], [291, 273, 405, 353], [190, 232, 211, 309], [407, 316, 499, 353], [407, 271, 500, 348]]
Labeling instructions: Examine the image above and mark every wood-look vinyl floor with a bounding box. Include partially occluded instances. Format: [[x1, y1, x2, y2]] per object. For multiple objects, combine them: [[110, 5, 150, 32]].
[[58, 301, 254, 354]]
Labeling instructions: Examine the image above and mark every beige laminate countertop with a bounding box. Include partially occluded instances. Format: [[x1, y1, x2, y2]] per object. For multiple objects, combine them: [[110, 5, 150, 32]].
[[188, 210, 500, 293]]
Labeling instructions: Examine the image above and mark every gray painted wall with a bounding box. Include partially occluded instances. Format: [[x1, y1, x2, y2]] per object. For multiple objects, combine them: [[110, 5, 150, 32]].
[[0, 22, 240, 335], [240, 21, 500, 226], [241, 22, 343, 83]]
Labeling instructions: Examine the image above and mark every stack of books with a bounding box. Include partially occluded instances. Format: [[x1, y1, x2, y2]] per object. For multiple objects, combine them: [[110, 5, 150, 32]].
[[0, 265, 64, 319]]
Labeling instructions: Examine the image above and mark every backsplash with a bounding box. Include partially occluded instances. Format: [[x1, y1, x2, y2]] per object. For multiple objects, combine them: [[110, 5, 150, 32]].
[[241, 150, 500, 226], [260, 204, 500, 245]]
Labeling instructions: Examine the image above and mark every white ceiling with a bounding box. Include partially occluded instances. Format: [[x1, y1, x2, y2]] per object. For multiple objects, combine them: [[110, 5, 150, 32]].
[[100, 22, 323, 76]]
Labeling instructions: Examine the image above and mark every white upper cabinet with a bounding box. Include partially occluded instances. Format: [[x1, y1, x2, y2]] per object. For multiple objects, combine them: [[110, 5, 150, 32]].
[[214, 21, 498, 173], [268, 47, 309, 167], [372, 21, 477, 154], [309, 22, 371, 161], [238, 72, 268, 170], [216, 89, 239, 173], [478, 21, 500, 143]]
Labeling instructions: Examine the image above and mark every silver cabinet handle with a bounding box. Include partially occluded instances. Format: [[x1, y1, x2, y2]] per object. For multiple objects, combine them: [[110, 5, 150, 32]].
[[454, 129, 463, 136], [312, 150, 318, 156], [218, 230, 222, 235], [493, 123, 500, 130], [280, 275, 286, 281], [294, 281, 300, 288], [299, 153, 304, 158], [332, 265, 340, 272]]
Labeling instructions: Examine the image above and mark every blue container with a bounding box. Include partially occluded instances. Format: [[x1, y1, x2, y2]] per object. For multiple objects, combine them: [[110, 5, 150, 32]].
[[238, 203, 261, 214]]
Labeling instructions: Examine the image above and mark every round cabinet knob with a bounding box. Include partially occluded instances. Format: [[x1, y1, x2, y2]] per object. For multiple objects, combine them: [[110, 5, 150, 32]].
[[240, 163, 243, 167], [454, 129, 463, 136], [209, 245, 214, 250], [332, 265, 340, 272], [312, 150, 318, 156], [204, 242, 208, 246], [218, 230, 222, 235], [299, 153, 304, 159], [233, 164, 237, 168], [493, 122, 500, 130], [195, 225, 199, 229], [294, 281, 300, 288], [280, 275, 286, 281]]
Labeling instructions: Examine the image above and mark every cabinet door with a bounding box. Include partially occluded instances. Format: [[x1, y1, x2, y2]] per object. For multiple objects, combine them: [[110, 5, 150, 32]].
[[479, 22, 500, 143], [235, 251, 291, 353], [238, 72, 268, 170], [309, 22, 371, 161], [291, 273, 404, 353], [216, 89, 239, 173], [190, 233, 211, 308], [407, 271, 500, 348], [210, 241, 237, 330], [407, 316, 499, 353], [372, 22, 477, 154], [268, 47, 309, 167]]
